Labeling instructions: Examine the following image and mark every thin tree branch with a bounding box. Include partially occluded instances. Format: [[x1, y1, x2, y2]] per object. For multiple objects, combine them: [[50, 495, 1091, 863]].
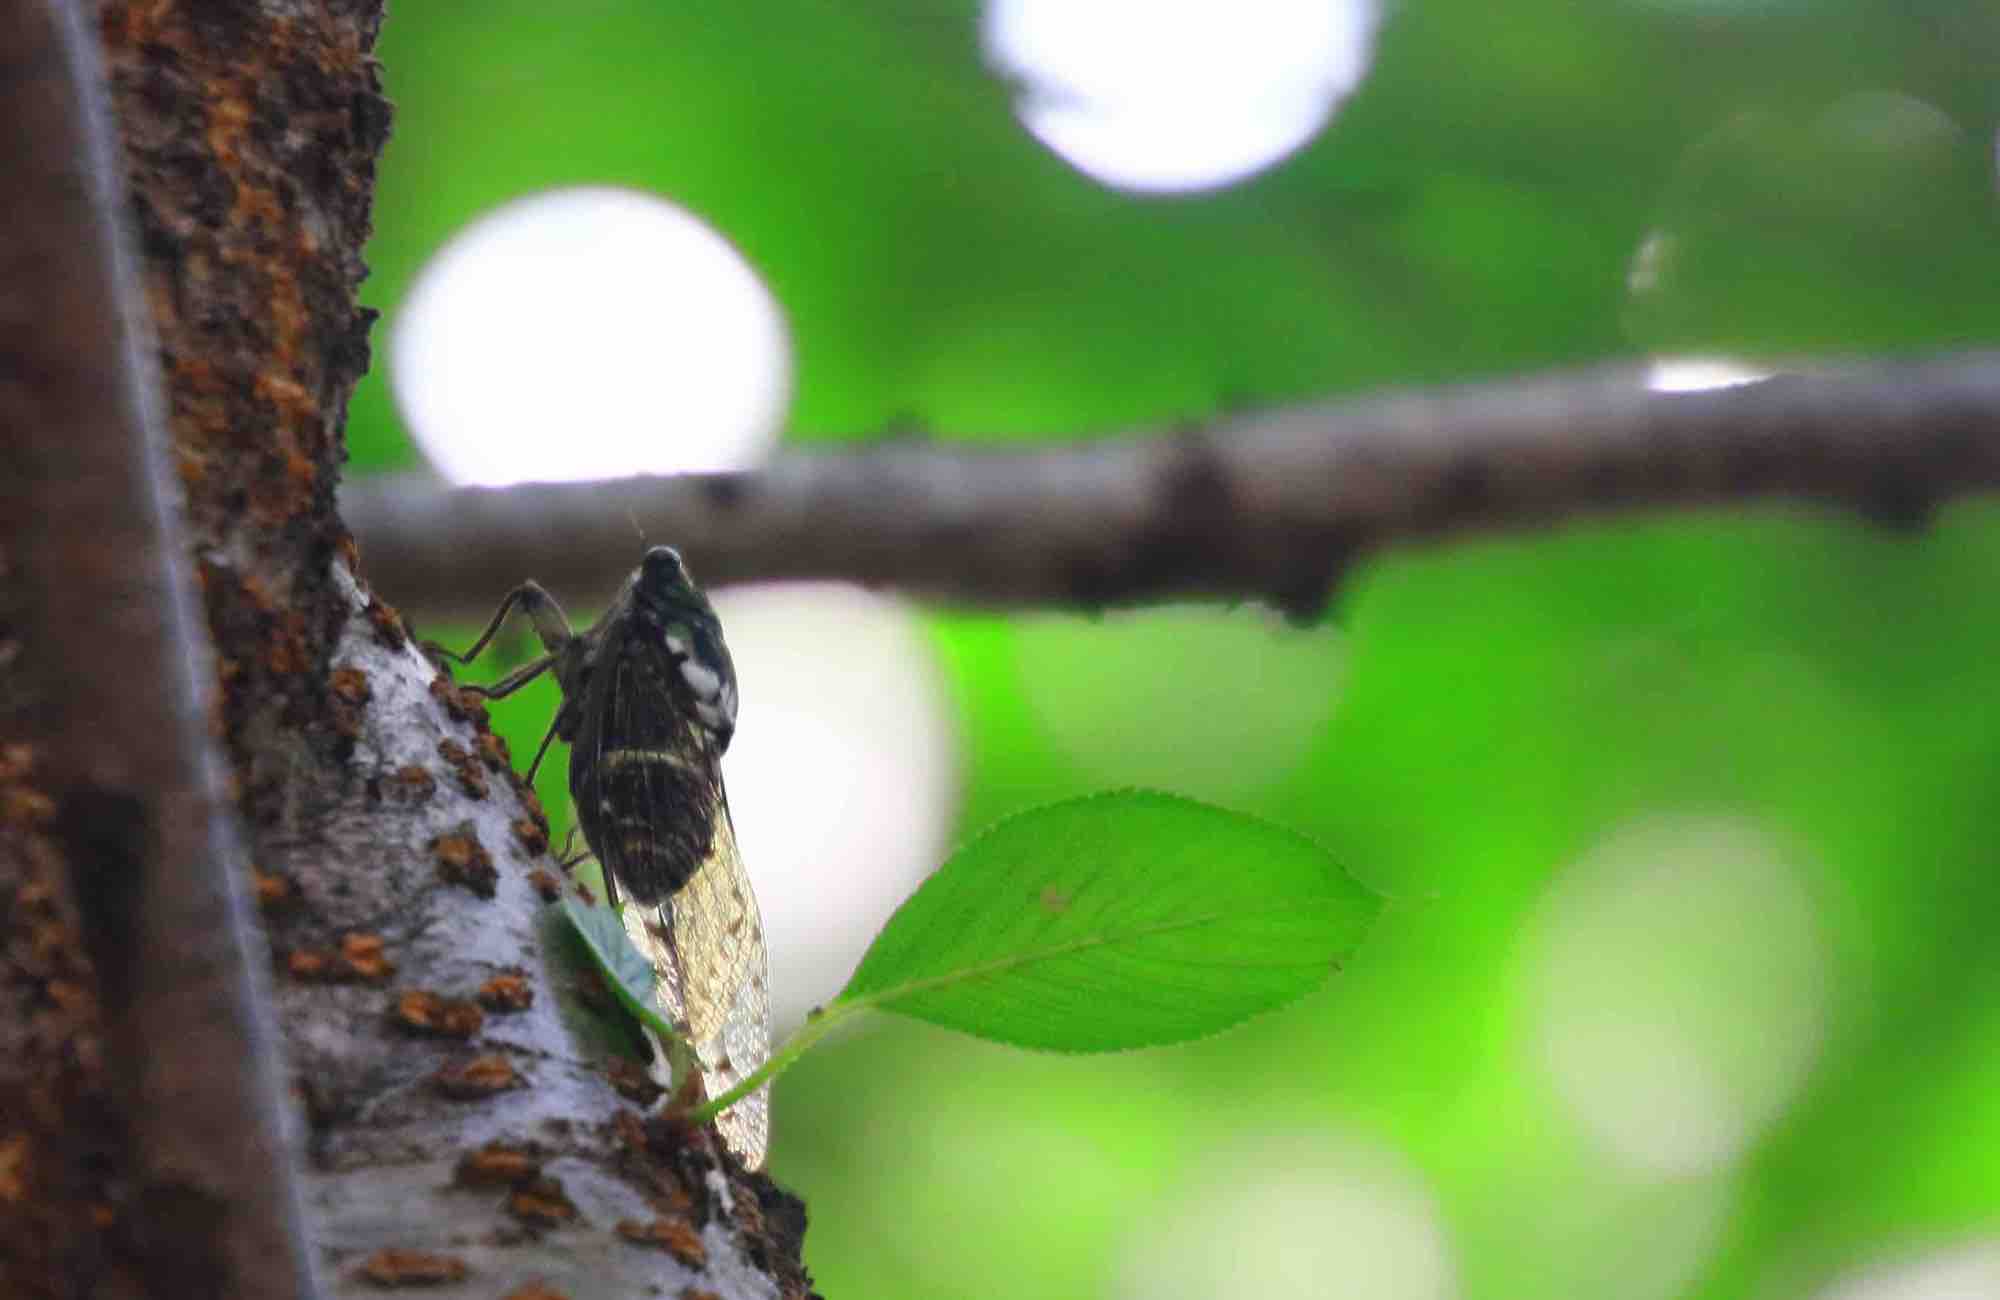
[[344, 351, 2000, 622], [0, 0, 316, 1295]]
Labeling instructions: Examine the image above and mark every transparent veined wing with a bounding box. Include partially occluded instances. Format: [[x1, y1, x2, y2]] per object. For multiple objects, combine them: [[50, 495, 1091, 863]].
[[620, 799, 770, 1168]]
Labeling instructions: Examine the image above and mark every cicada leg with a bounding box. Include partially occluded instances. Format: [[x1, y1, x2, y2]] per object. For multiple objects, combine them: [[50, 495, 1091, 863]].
[[427, 580, 577, 781]]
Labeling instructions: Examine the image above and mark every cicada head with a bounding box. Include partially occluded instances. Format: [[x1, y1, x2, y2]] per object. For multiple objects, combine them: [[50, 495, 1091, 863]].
[[630, 546, 737, 749]]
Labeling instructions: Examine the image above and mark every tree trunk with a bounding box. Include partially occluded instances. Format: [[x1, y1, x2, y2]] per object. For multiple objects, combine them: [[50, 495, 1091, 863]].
[[1, 1, 811, 1295]]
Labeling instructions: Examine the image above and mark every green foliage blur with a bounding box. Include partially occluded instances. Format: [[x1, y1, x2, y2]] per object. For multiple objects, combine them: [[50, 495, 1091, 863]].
[[352, 3, 2000, 1297]]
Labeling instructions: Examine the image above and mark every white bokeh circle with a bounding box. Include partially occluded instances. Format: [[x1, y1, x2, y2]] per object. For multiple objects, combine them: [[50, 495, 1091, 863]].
[[390, 187, 790, 486], [1117, 1132, 1454, 1300], [712, 583, 959, 1035], [983, 0, 1379, 194], [1523, 815, 1830, 1176], [1816, 1241, 2000, 1300]]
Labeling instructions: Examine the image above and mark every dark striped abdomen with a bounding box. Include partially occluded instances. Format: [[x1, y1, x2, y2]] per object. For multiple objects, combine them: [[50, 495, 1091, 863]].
[[575, 744, 719, 903]]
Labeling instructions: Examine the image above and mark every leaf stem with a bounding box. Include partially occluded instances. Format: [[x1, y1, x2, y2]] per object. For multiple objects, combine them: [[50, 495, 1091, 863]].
[[685, 999, 864, 1125]]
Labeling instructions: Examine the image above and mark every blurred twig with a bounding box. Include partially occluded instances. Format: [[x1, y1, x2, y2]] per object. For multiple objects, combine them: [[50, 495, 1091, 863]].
[[345, 352, 2000, 622], [0, 0, 316, 1295]]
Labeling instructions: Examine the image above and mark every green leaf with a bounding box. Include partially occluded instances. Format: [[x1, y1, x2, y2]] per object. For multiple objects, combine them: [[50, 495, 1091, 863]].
[[538, 904, 648, 1063], [559, 893, 682, 1045], [835, 791, 1382, 1052]]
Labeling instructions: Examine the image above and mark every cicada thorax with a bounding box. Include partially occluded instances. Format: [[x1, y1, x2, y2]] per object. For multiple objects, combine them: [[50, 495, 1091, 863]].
[[569, 615, 727, 906]]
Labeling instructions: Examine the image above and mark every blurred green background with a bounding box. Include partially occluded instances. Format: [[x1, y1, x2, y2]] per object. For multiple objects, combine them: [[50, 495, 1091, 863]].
[[349, 2, 2000, 1296]]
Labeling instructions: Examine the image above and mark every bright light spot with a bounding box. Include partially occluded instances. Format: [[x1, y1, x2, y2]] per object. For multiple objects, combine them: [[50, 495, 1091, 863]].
[[1523, 816, 1829, 1176], [983, 0, 1378, 194], [1013, 604, 1342, 802], [1646, 356, 1772, 393], [1817, 1241, 2000, 1300], [391, 187, 790, 486], [1118, 1132, 1454, 1300], [713, 584, 958, 1035]]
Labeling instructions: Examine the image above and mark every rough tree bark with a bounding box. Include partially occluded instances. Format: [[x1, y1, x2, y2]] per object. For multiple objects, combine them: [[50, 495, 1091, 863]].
[[1, 1, 312, 1294], [2, 1, 812, 1297]]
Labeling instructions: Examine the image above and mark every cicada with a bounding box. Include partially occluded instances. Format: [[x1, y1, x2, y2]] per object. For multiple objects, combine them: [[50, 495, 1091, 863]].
[[442, 546, 770, 1167]]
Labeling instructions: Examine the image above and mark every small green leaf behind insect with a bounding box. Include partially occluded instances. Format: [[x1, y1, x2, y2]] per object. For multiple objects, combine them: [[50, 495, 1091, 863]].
[[561, 893, 683, 1046]]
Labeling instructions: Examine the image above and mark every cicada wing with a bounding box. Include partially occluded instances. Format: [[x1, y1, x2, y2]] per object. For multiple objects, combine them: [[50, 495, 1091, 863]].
[[619, 800, 770, 1169]]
